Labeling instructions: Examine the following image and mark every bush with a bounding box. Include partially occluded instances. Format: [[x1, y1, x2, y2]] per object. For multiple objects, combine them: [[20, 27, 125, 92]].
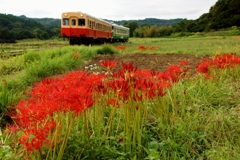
[[96, 45, 118, 55]]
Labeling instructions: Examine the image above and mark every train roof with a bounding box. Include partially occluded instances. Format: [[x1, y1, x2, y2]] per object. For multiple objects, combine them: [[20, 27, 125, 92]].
[[62, 11, 129, 30], [109, 22, 130, 30], [62, 11, 112, 25]]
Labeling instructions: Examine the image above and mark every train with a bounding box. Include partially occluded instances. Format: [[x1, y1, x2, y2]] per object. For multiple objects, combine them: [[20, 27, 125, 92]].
[[61, 12, 130, 45]]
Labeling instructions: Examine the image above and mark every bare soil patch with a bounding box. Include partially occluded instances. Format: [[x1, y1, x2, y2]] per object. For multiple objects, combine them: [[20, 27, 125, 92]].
[[81, 53, 210, 73]]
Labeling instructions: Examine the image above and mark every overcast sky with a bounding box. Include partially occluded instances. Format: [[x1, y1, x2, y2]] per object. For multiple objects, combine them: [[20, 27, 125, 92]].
[[0, 0, 217, 20]]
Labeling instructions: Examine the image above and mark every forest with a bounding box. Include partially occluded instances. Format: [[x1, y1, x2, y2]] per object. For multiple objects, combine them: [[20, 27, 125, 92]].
[[0, 14, 60, 43], [0, 0, 239, 42]]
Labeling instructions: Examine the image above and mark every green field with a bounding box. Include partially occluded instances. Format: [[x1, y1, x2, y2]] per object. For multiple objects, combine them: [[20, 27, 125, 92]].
[[125, 36, 240, 55], [1, 36, 240, 57]]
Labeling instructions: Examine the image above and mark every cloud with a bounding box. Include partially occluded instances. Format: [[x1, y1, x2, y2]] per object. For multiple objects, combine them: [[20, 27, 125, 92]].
[[0, 0, 217, 20]]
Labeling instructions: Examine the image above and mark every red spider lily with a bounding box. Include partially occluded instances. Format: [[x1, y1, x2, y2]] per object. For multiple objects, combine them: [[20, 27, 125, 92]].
[[197, 63, 209, 74], [167, 65, 182, 75], [10, 71, 101, 152], [138, 45, 148, 50], [213, 53, 240, 68], [94, 81, 108, 94], [5, 124, 20, 134], [166, 65, 184, 82], [115, 45, 126, 50], [106, 98, 120, 107], [157, 72, 172, 81], [72, 50, 80, 59], [179, 60, 188, 66], [100, 60, 117, 70], [18, 120, 56, 152], [133, 94, 143, 101], [120, 62, 137, 74], [13, 53, 240, 154], [106, 78, 131, 101], [195, 53, 240, 79], [149, 46, 160, 50]]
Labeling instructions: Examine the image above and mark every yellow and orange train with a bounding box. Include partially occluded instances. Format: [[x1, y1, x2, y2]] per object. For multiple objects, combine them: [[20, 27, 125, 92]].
[[61, 12, 130, 45]]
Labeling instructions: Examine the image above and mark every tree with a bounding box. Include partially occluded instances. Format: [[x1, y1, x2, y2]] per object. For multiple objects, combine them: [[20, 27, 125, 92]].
[[123, 21, 138, 37], [0, 28, 15, 43]]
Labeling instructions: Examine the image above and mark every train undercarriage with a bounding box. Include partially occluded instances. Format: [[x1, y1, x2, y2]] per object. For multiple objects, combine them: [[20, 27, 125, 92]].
[[69, 37, 128, 45], [69, 37, 112, 45]]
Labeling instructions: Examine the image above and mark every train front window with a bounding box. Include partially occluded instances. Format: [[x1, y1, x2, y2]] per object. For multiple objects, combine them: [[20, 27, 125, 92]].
[[71, 19, 76, 26], [63, 18, 69, 25], [78, 19, 85, 26]]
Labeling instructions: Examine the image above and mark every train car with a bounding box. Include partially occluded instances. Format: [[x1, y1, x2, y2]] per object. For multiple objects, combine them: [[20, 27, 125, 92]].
[[61, 12, 130, 45], [111, 22, 129, 42], [61, 12, 112, 45]]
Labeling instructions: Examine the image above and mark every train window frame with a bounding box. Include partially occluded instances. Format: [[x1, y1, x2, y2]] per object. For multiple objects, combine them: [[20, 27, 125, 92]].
[[89, 21, 92, 29], [63, 18, 69, 26], [71, 19, 76, 26], [78, 19, 85, 26]]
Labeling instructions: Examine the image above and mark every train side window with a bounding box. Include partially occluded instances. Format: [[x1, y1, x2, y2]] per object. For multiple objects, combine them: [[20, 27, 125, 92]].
[[90, 21, 92, 29], [96, 23, 98, 30], [78, 19, 85, 26], [63, 18, 69, 25], [72, 19, 76, 26]]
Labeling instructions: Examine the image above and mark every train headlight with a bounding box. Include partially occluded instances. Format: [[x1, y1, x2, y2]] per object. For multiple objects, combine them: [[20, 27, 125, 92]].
[[80, 14, 83, 17], [64, 14, 67, 17]]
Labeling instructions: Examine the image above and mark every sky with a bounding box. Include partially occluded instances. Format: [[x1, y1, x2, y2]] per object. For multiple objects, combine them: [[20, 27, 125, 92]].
[[0, 0, 218, 20]]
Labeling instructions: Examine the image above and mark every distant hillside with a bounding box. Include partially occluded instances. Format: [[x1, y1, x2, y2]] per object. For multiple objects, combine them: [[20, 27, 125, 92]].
[[110, 18, 183, 27], [31, 17, 181, 29], [19, 15, 60, 28], [16, 15, 182, 29], [0, 13, 60, 42], [31, 18, 61, 28]]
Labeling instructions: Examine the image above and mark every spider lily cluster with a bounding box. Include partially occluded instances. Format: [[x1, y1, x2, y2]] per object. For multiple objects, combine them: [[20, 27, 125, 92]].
[[5, 53, 240, 159]]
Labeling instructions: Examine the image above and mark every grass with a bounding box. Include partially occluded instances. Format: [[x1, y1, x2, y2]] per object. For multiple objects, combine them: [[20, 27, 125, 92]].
[[0, 39, 69, 58], [0, 36, 240, 159], [119, 36, 240, 55]]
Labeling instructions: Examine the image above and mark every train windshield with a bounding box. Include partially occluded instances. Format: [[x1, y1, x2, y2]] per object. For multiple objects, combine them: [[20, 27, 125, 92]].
[[63, 18, 69, 25], [71, 19, 76, 26], [78, 19, 85, 26]]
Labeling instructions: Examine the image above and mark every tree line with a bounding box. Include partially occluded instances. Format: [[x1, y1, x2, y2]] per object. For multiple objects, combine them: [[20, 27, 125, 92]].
[[123, 0, 240, 38], [0, 14, 60, 43], [0, 0, 239, 42]]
